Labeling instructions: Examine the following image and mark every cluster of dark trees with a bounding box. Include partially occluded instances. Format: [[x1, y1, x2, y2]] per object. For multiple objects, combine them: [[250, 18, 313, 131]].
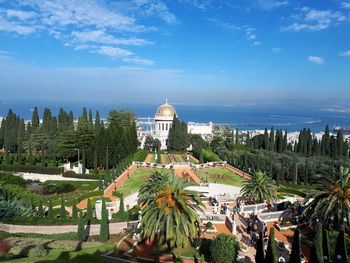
[[143, 136, 161, 151], [0, 107, 139, 170], [167, 116, 189, 151], [206, 125, 349, 184], [246, 126, 349, 159]]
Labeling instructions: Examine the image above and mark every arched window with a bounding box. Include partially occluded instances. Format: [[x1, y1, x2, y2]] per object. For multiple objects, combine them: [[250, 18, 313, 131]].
[[166, 123, 168, 130], [162, 123, 164, 131]]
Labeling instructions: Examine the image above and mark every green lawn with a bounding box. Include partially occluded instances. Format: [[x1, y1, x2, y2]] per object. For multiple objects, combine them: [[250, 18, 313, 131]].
[[117, 168, 154, 196], [44, 180, 100, 191], [196, 167, 245, 187], [4, 244, 120, 263]]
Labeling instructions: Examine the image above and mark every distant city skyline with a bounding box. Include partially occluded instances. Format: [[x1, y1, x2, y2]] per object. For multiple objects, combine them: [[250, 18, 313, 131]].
[[0, 0, 349, 104]]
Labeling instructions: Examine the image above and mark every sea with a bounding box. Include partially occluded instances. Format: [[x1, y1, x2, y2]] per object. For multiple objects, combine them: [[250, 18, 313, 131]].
[[1, 101, 350, 132]]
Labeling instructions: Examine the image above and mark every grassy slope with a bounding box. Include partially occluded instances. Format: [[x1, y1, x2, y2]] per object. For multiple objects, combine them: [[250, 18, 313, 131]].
[[196, 167, 245, 187], [44, 180, 100, 190], [4, 244, 121, 263], [117, 168, 153, 196]]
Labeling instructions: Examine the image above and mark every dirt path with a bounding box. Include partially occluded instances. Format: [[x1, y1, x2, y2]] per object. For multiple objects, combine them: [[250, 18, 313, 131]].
[[104, 164, 138, 200], [145, 154, 153, 163], [225, 164, 251, 180], [174, 166, 202, 184], [189, 155, 199, 163]]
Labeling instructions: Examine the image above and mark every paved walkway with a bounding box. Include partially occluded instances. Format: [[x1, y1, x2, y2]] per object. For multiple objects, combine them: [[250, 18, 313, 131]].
[[174, 165, 203, 184], [225, 164, 252, 180], [0, 222, 128, 235], [144, 154, 153, 163], [14, 172, 98, 182]]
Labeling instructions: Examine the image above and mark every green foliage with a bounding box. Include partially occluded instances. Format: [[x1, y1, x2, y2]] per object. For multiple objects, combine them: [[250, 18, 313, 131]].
[[60, 198, 66, 220], [138, 171, 204, 249], [47, 199, 54, 219], [323, 229, 330, 260], [86, 199, 93, 222], [38, 199, 44, 218], [62, 171, 99, 179], [0, 197, 35, 220], [202, 149, 221, 162], [27, 245, 48, 258], [72, 198, 78, 219], [255, 231, 265, 263], [265, 227, 277, 263], [168, 116, 189, 151], [210, 233, 239, 263], [43, 182, 76, 194], [289, 228, 301, 263], [0, 164, 63, 174], [99, 199, 109, 242], [0, 173, 27, 187], [303, 167, 350, 228], [314, 223, 324, 263], [240, 171, 278, 204], [77, 212, 86, 242], [133, 149, 148, 162], [334, 229, 347, 263]]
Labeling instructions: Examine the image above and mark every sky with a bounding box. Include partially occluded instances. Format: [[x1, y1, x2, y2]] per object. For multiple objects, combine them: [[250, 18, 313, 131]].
[[0, 0, 349, 106]]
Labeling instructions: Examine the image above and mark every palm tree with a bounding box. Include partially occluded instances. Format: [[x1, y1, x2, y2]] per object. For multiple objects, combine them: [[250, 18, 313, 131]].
[[239, 171, 278, 204], [303, 166, 350, 228], [138, 171, 205, 249]]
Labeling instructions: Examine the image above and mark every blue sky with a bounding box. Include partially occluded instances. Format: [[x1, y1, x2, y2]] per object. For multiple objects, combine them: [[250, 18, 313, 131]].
[[0, 0, 349, 105]]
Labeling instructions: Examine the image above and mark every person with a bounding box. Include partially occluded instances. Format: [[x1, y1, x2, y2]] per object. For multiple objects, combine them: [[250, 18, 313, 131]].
[[223, 203, 228, 213]]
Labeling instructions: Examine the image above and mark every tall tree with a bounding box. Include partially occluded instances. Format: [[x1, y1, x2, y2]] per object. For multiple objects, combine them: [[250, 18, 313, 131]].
[[77, 211, 86, 242], [60, 198, 66, 220], [289, 228, 301, 263], [265, 227, 277, 263], [99, 199, 109, 242], [31, 106, 40, 131], [72, 198, 78, 219], [255, 231, 265, 263]]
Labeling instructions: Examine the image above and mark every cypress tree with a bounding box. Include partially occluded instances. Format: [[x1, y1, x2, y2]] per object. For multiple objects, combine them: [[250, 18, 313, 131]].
[[270, 127, 275, 151], [72, 198, 78, 219], [235, 128, 239, 144], [309, 240, 321, 263], [323, 229, 330, 261], [99, 199, 109, 242], [255, 231, 265, 263], [86, 199, 93, 222], [60, 198, 66, 220], [82, 148, 86, 174], [47, 199, 54, 219], [265, 227, 277, 263], [99, 176, 103, 190], [94, 149, 98, 175], [315, 222, 324, 263], [199, 150, 204, 164], [95, 110, 101, 130], [38, 199, 44, 218], [334, 229, 347, 263], [31, 106, 40, 130], [289, 228, 301, 263], [77, 211, 86, 242]]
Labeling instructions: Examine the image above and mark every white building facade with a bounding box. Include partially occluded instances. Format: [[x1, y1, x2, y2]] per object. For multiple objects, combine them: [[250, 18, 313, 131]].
[[139, 100, 213, 150]]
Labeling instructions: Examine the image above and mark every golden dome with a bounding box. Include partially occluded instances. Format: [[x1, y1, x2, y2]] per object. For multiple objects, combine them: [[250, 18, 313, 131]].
[[155, 99, 177, 117]]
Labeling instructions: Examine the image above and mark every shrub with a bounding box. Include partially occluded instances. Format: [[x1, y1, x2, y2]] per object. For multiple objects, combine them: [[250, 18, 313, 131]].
[[210, 234, 239, 263], [206, 222, 213, 228], [0, 164, 63, 175], [0, 240, 11, 253], [62, 171, 99, 180], [0, 173, 27, 187], [27, 245, 48, 258], [202, 150, 221, 162]]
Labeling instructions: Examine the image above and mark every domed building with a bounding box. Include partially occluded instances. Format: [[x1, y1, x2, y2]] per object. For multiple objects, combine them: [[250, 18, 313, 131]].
[[138, 99, 213, 151], [153, 99, 177, 149]]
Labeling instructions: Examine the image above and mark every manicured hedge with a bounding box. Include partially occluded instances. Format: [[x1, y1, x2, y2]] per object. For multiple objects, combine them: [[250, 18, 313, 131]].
[[0, 164, 63, 175], [133, 150, 148, 162], [202, 150, 222, 162], [62, 171, 100, 180]]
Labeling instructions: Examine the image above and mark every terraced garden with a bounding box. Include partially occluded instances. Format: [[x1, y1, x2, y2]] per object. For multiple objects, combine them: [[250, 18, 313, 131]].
[[196, 167, 245, 187]]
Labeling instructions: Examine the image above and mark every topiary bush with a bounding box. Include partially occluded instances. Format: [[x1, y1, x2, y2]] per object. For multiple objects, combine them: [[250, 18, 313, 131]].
[[27, 245, 48, 258], [210, 233, 239, 263]]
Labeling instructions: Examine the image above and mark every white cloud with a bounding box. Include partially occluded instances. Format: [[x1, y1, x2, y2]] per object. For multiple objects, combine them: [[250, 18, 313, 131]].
[[308, 56, 325, 65], [245, 28, 256, 40], [133, 0, 177, 24], [0, 0, 176, 64], [341, 2, 350, 9], [340, 50, 350, 56], [71, 30, 153, 46], [123, 57, 155, 65], [0, 18, 36, 35], [96, 46, 133, 58], [281, 8, 347, 32], [253, 41, 261, 46], [272, 47, 282, 53], [6, 9, 37, 20], [255, 0, 288, 11]]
